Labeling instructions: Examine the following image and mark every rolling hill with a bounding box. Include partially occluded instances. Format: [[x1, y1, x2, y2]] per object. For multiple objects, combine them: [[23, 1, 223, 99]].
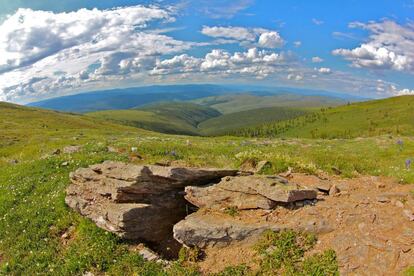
[[192, 93, 347, 114], [88, 102, 221, 135], [83, 91, 348, 136], [199, 106, 308, 136], [229, 95, 414, 139], [28, 84, 237, 113], [27, 84, 359, 113], [0, 101, 144, 163]]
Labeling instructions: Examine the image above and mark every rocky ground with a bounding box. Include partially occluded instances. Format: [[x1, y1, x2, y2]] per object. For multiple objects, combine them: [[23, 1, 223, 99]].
[[197, 173, 414, 275], [66, 161, 414, 275]]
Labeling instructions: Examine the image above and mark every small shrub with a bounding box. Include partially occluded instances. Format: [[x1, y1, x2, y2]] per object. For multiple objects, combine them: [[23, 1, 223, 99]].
[[224, 206, 239, 217], [178, 246, 201, 263]]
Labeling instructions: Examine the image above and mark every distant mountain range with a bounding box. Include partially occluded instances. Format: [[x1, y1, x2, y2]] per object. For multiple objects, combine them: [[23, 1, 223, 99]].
[[28, 84, 366, 113]]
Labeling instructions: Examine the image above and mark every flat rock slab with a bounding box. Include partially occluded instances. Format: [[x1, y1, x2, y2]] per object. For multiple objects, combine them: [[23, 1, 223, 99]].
[[70, 161, 238, 203], [185, 175, 317, 210], [173, 212, 281, 248]]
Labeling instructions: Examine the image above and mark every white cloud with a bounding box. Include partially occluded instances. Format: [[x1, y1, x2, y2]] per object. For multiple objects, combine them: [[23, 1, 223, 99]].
[[315, 67, 331, 74], [0, 6, 173, 73], [201, 26, 284, 48], [151, 48, 288, 79], [201, 26, 260, 41], [333, 20, 414, 72], [312, 56, 323, 63], [196, 0, 254, 19], [395, 88, 414, 95], [389, 85, 414, 95], [287, 73, 303, 81], [312, 18, 324, 25], [258, 32, 284, 48], [293, 41, 302, 48], [0, 5, 196, 102]]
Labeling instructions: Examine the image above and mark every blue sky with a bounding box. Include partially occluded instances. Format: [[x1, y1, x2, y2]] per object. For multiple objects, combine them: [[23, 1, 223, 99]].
[[0, 0, 413, 103]]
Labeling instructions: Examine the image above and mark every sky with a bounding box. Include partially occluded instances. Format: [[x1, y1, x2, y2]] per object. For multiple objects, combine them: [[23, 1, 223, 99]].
[[0, 0, 413, 103]]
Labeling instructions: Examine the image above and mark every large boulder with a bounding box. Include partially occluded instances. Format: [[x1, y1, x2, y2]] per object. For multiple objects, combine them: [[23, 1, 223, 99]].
[[184, 175, 317, 210], [173, 212, 281, 248], [66, 161, 238, 242]]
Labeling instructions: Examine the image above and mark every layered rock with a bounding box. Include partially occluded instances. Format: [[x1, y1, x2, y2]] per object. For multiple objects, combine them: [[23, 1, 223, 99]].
[[65, 161, 238, 242], [184, 175, 317, 210], [173, 212, 281, 248]]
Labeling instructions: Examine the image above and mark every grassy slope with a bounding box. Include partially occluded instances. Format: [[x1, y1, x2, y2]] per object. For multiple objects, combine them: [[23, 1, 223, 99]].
[[230, 95, 414, 139], [192, 93, 346, 114], [1, 102, 414, 275], [87, 102, 221, 136], [199, 106, 308, 136]]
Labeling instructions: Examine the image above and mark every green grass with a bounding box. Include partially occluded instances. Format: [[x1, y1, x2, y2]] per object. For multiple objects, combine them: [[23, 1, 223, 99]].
[[1, 101, 414, 274], [254, 230, 338, 275], [199, 106, 308, 136], [404, 266, 414, 276], [88, 102, 220, 135], [230, 95, 414, 139], [192, 93, 345, 114]]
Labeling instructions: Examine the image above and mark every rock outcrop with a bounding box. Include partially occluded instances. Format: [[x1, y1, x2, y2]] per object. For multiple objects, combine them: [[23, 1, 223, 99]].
[[174, 212, 281, 248], [66, 162, 317, 251], [65, 161, 238, 242], [184, 175, 317, 210]]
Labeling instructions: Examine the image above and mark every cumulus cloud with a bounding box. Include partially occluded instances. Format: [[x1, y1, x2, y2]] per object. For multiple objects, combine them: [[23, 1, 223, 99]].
[[333, 20, 414, 72], [389, 84, 414, 95], [312, 56, 323, 63], [152, 47, 288, 79], [258, 32, 284, 48], [0, 5, 196, 102], [0, 6, 174, 73], [201, 26, 284, 48]]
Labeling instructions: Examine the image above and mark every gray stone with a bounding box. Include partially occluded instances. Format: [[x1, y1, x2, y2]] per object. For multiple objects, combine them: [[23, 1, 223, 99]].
[[185, 185, 276, 210], [173, 212, 281, 248], [316, 182, 332, 193], [216, 175, 317, 203], [184, 175, 316, 210]]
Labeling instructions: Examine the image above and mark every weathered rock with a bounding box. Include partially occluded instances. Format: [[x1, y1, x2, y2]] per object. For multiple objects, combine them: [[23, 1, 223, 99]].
[[316, 182, 332, 193], [66, 161, 238, 242], [173, 212, 281, 248], [239, 159, 271, 173], [184, 175, 317, 210], [185, 185, 276, 210], [329, 184, 340, 196], [69, 161, 238, 203], [63, 145, 82, 154], [137, 244, 161, 261]]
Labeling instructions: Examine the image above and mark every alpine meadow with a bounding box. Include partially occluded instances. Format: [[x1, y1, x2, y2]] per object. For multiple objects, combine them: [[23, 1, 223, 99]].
[[1, 1, 414, 275]]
